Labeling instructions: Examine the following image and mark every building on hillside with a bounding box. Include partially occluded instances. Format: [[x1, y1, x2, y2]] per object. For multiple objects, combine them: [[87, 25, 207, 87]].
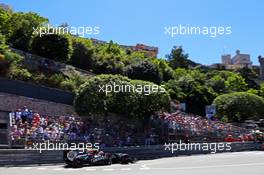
[[258, 55, 264, 80], [221, 50, 252, 69], [91, 38, 159, 58], [131, 44, 158, 58], [0, 3, 12, 11], [209, 50, 264, 80], [91, 38, 107, 45], [221, 54, 232, 65]]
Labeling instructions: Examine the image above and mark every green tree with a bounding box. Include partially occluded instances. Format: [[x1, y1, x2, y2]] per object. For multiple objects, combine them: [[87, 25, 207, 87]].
[[125, 59, 162, 84], [236, 67, 259, 89], [31, 34, 73, 62], [92, 41, 126, 74], [154, 59, 174, 82], [74, 74, 170, 118], [249, 83, 264, 98], [213, 92, 264, 122], [70, 37, 94, 70], [206, 75, 226, 94], [164, 70, 215, 116], [225, 73, 248, 92], [0, 7, 12, 36], [5, 12, 48, 51], [166, 46, 197, 69], [259, 84, 264, 98]]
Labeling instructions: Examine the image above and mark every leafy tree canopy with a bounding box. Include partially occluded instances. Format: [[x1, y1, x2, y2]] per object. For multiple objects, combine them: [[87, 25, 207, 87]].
[[74, 74, 171, 118], [213, 92, 264, 122]]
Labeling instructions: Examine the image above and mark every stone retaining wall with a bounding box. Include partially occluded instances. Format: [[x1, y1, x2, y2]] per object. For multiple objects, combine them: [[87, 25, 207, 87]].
[[0, 92, 76, 116]]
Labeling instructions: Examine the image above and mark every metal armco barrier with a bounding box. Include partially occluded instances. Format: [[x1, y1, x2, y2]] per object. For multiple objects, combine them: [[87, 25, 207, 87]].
[[0, 142, 262, 166]]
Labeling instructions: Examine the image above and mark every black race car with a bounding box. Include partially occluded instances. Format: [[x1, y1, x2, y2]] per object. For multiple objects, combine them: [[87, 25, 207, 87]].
[[63, 150, 136, 168]]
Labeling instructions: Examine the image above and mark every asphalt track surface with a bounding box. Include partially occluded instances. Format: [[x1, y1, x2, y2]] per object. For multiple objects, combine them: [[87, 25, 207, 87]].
[[1, 151, 264, 175]]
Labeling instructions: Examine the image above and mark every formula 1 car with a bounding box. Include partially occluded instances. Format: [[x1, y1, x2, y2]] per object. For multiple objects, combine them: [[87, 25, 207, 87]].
[[63, 150, 136, 168]]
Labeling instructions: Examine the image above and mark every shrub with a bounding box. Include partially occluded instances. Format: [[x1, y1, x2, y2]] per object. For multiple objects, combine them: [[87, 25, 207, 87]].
[[8, 66, 32, 81], [213, 92, 264, 122], [0, 58, 10, 75], [60, 79, 76, 92], [31, 72, 47, 84], [0, 34, 23, 76], [0, 34, 9, 54], [46, 73, 66, 87]]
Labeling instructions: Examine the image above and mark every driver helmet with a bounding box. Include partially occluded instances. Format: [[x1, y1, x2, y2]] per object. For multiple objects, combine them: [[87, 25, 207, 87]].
[[98, 151, 104, 155]]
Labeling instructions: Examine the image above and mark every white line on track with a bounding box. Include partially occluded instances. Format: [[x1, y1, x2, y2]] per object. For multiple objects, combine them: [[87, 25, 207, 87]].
[[85, 168, 97, 171], [103, 168, 114, 171], [139, 164, 150, 170], [67, 168, 79, 171], [120, 168, 132, 171], [148, 162, 264, 170], [37, 167, 46, 170], [23, 167, 33, 170], [139, 167, 150, 170], [241, 152, 264, 155], [52, 168, 64, 171]]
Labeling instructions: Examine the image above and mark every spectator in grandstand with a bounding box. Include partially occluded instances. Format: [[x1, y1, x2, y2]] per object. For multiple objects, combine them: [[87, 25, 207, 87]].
[[10, 106, 255, 148], [155, 111, 254, 143]]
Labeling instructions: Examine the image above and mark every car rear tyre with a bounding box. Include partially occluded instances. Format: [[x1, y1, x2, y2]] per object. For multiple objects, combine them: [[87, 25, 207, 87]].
[[73, 159, 83, 168]]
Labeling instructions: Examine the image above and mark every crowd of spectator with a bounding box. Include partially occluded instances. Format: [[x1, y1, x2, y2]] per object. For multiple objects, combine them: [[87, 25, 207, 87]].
[[10, 106, 139, 147], [155, 111, 260, 142], [9, 107, 263, 148]]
